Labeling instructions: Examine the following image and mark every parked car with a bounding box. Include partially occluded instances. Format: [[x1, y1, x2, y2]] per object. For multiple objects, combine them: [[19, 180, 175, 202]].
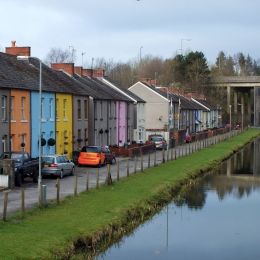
[[78, 146, 106, 166], [149, 135, 167, 150], [0, 151, 40, 186], [41, 155, 75, 178], [102, 146, 116, 164]]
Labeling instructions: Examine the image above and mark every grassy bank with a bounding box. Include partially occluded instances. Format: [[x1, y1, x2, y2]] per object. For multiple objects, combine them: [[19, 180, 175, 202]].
[[0, 129, 260, 259]]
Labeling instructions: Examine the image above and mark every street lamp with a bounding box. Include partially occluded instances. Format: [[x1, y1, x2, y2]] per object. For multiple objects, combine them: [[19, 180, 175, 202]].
[[180, 38, 191, 55]]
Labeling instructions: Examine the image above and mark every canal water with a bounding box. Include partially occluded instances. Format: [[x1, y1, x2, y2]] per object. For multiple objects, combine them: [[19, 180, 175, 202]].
[[97, 138, 260, 260]]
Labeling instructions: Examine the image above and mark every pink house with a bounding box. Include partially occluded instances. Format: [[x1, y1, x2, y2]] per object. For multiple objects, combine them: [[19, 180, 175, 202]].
[[117, 101, 127, 146]]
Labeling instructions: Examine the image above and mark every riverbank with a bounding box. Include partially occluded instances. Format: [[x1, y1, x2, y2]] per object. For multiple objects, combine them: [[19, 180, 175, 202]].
[[0, 129, 259, 259]]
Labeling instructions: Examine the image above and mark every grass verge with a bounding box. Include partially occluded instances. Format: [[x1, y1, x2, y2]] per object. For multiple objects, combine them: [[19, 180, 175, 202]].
[[0, 129, 260, 259]]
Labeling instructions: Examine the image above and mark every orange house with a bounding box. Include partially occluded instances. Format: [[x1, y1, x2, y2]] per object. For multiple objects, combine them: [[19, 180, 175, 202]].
[[10, 89, 31, 154]]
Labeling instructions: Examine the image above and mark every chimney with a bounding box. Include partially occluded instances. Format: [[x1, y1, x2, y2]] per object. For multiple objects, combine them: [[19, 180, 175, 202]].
[[82, 68, 93, 77], [74, 66, 83, 76], [5, 41, 31, 57], [51, 63, 74, 76], [92, 69, 105, 78]]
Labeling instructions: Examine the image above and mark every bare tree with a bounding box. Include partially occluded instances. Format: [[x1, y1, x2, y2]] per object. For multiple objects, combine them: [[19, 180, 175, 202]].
[[44, 47, 76, 65]]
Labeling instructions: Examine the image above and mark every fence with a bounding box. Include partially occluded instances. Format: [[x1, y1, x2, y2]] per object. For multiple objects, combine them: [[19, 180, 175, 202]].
[[0, 129, 241, 221]]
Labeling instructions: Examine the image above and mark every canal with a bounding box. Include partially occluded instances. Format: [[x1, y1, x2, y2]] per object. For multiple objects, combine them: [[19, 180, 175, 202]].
[[97, 138, 260, 260]]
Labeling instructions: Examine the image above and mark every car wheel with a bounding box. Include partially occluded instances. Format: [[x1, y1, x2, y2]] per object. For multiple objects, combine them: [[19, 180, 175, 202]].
[[59, 170, 64, 179], [71, 167, 75, 176]]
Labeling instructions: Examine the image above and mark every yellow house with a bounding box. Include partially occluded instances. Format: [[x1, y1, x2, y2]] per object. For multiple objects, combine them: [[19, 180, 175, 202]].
[[56, 93, 73, 158]]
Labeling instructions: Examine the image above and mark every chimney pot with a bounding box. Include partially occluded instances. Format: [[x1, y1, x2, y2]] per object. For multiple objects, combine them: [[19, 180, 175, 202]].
[[11, 41, 16, 47]]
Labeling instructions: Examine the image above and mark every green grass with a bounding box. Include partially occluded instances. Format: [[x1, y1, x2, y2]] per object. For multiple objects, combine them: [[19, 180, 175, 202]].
[[0, 129, 260, 259]]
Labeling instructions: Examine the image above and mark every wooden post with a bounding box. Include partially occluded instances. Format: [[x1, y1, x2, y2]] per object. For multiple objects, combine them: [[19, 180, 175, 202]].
[[86, 169, 89, 191], [148, 152, 151, 168], [117, 160, 120, 181], [96, 167, 99, 188], [127, 159, 130, 177], [106, 164, 112, 185], [162, 148, 165, 163], [74, 172, 78, 196], [21, 188, 25, 213], [167, 148, 169, 161], [174, 148, 177, 160], [56, 178, 60, 204], [154, 150, 157, 166], [171, 148, 173, 160], [141, 152, 144, 172], [3, 191, 9, 221], [134, 156, 137, 174]]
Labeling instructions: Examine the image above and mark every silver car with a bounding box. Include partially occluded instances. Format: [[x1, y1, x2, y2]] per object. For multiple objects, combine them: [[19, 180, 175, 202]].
[[41, 155, 75, 178]]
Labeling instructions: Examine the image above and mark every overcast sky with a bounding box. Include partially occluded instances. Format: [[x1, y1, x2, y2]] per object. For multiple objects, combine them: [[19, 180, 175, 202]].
[[0, 0, 259, 66]]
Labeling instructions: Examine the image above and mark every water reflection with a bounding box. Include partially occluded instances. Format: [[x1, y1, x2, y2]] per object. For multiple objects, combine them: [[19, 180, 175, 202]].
[[97, 138, 260, 260]]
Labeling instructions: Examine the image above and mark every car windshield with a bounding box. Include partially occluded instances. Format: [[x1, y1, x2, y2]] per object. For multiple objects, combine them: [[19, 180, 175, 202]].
[[42, 157, 55, 164], [151, 136, 163, 142], [81, 146, 101, 153]]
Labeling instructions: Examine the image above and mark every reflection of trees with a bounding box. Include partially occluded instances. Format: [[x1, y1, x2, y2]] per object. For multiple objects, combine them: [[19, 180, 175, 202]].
[[175, 181, 206, 210]]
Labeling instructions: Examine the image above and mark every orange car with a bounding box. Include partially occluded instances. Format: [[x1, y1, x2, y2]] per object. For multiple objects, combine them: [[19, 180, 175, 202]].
[[78, 146, 106, 166]]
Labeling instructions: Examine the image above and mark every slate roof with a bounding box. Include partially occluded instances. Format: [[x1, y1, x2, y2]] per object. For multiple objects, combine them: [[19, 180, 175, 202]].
[[194, 99, 218, 110], [103, 77, 145, 103]]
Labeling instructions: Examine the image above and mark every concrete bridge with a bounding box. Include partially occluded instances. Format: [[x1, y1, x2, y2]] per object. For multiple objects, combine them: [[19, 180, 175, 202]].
[[210, 76, 260, 127]]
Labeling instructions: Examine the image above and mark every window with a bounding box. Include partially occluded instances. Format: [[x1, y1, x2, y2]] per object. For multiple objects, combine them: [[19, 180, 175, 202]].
[[84, 99, 88, 119], [56, 98, 59, 120], [78, 129, 82, 140], [84, 128, 88, 145], [49, 98, 53, 120], [21, 97, 26, 120], [11, 96, 15, 121], [21, 134, 26, 151], [2, 136, 7, 152], [77, 99, 81, 119], [1, 96, 7, 121], [94, 102, 97, 119], [63, 99, 67, 120]]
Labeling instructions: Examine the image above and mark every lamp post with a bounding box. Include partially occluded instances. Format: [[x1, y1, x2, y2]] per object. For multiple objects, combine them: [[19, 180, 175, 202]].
[[180, 38, 191, 55], [38, 59, 42, 206]]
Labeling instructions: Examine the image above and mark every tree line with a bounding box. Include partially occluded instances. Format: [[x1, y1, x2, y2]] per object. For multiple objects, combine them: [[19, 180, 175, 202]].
[[45, 47, 260, 102]]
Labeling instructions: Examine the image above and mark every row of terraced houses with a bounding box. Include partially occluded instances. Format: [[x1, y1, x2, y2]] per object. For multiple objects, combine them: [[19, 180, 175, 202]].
[[0, 42, 221, 158]]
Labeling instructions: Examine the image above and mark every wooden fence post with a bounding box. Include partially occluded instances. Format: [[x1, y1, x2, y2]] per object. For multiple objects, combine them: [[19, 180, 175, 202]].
[[127, 159, 130, 177], [171, 148, 173, 160], [141, 152, 144, 172], [74, 172, 78, 196], [174, 148, 177, 160], [86, 169, 89, 191], [56, 178, 60, 204], [106, 164, 112, 185], [162, 148, 165, 163], [3, 191, 9, 221], [154, 150, 157, 166], [148, 152, 151, 168], [117, 160, 120, 181], [134, 156, 137, 174], [96, 167, 99, 188], [21, 188, 25, 213]]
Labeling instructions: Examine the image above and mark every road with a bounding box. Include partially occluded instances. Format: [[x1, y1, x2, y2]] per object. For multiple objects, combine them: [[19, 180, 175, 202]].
[[0, 132, 233, 218]]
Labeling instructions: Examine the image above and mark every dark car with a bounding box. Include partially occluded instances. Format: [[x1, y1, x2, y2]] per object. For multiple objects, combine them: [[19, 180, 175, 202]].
[[102, 146, 116, 164]]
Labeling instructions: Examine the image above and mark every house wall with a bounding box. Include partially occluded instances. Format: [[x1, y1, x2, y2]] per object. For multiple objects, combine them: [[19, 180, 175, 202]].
[[117, 101, 127, 146], [0, 89, 10, 154], [31, 91, 56, 157], [129, 83, 168, 130], [73, 95, 89, 151], [10, 89, 31, 154], [94, 100, 117, 146], [55, 93, 73, 158], [133, 102, 146, 142]]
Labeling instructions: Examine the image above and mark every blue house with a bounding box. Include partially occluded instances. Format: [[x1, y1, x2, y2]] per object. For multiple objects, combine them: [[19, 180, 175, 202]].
[[31, 91, 56, 157]]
